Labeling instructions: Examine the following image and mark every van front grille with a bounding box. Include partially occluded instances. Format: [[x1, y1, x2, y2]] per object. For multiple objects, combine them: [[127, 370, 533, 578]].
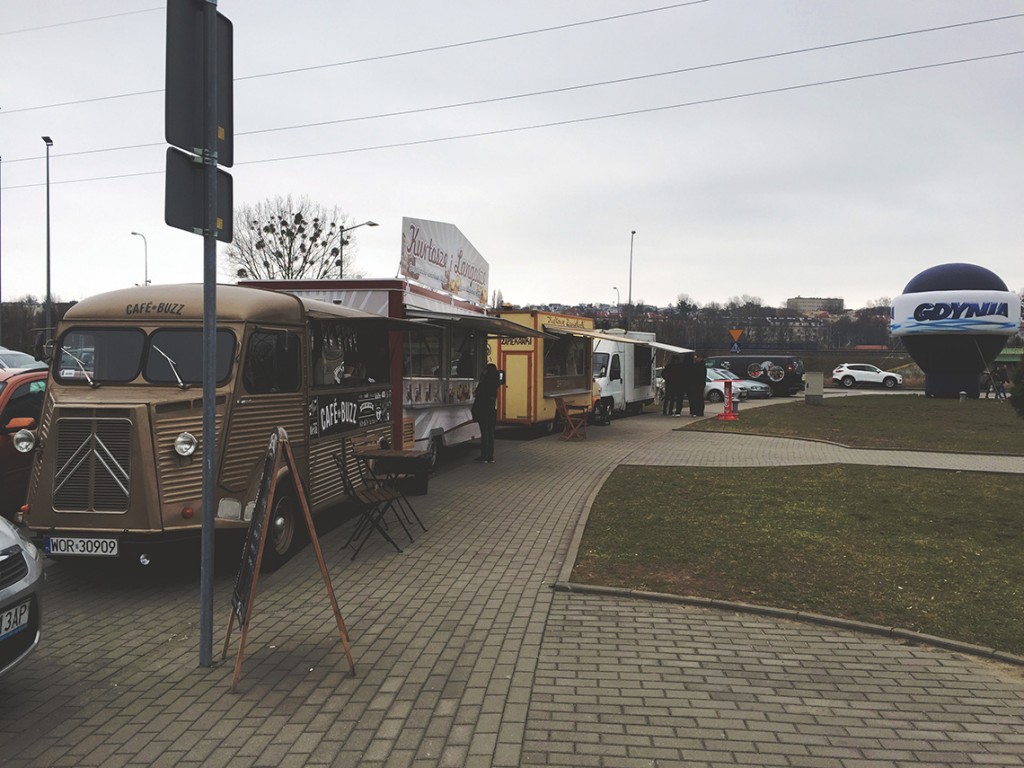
[[53, 417, 132, 513]]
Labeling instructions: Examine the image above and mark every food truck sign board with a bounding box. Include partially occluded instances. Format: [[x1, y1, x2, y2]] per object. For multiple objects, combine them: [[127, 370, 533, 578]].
[[399, 217, 489, 306]]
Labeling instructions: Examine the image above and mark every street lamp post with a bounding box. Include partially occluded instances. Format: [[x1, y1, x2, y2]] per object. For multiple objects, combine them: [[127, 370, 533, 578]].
[[627, 230, 636, 330], [336, 220, 378, 278], [131, 231, 150, 285], [612, 286, 620, 318], [42, 136, 53, 340]]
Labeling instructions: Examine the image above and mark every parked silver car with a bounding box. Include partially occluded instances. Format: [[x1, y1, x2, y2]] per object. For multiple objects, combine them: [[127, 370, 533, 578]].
[[705, 368, 772, 402], [0, 347, 47, 372], [0, 517, 44, 678]]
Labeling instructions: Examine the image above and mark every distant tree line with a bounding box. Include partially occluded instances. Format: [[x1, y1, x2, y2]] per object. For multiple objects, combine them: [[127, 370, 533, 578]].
[[0, 297, 74, 353], [587, 295, 896, 353]]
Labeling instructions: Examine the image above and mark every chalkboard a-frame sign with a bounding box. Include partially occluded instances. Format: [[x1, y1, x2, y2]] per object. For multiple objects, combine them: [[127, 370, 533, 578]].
[[222, 427, 355, 692]]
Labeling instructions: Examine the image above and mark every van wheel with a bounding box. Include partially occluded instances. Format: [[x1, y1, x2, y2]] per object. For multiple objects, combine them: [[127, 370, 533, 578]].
[[592, 400, 610, 426], [263, 486, 303, 571], [427, 437, 443, 472]]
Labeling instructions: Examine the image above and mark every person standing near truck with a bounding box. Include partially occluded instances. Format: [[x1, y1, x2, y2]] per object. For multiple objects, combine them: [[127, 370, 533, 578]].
[[471, 363, 500, 463], [662, 355, 685, 416], [685, 353, 707, 417]]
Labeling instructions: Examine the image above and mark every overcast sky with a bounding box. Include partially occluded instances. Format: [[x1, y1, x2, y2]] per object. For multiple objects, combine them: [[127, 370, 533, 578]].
[[2, 0, 1022, 312]]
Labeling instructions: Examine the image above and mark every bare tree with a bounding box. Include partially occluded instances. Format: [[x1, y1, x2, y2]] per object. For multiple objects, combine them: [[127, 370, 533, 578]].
[[221, 195, 367, 281]]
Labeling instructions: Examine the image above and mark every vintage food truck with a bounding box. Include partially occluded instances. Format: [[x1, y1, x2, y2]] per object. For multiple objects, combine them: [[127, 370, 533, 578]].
[[15, 283, 416, 567], [489, 311, 596, 430], [245, 216, 544, 467]]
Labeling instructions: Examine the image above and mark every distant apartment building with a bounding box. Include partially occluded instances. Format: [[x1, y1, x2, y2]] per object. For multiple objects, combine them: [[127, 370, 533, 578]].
[[786, 296, 845, 314]]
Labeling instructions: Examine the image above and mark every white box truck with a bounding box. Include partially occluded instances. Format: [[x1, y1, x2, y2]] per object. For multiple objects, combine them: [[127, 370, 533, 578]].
[[590, 329, 691, 424]]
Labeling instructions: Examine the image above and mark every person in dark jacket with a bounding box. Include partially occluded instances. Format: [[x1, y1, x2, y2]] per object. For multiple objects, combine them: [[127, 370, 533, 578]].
[[661, 356, 686, 416], [471, 363, 500, 463], [685, 354, 706, 417], [993, 363, 1009, 400]]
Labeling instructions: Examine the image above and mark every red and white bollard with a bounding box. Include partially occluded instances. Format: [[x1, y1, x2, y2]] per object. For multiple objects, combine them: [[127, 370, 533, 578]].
[[717, 380, 739, 421]]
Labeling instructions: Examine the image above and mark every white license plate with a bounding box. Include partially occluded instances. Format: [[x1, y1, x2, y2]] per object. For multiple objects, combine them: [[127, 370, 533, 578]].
[[0, 600, 30, 642], [45, 536, 119, 557]]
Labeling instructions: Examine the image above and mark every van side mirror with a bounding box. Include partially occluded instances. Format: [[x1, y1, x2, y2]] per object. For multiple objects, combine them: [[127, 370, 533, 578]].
[[33, 333, 54, 362]]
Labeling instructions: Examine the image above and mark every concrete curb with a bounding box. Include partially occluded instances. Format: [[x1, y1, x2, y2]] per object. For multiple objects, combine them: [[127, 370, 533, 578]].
[[551, 581, 1024, 668]]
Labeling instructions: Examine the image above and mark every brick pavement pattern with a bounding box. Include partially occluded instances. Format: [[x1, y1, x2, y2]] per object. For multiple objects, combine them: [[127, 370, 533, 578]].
[[2, 407, 1023, 767]]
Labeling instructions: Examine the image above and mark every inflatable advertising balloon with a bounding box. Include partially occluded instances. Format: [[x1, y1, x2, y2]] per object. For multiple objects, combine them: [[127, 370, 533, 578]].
[[891, 263, 1020, 398]]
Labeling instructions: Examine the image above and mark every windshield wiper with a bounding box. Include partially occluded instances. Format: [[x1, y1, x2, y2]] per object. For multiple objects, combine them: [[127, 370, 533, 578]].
[[59, 347, 98, 388], [151, 345, 189, 389]]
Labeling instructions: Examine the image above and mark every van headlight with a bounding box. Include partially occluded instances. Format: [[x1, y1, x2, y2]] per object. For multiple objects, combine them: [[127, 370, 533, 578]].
[[174, 432, 198, 457], [13, 429, 36, 453]]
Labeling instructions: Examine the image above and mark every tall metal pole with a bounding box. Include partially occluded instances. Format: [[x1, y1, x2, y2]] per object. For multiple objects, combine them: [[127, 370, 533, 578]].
[[627, 230, 636, 331], [337, 220, 378, 278], [42, 137, 53, 341], [131, 231, 149, 285], [338, 231, 345, 279], [199, 0, 220, 668]]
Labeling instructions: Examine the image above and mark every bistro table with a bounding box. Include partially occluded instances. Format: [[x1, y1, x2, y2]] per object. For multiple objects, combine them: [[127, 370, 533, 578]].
[[350, 448, 430, 532]]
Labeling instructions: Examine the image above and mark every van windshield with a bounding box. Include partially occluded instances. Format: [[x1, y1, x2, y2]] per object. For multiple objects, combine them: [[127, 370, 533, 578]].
[[56, 328, 236, 385], [592, 352, 609, 379]]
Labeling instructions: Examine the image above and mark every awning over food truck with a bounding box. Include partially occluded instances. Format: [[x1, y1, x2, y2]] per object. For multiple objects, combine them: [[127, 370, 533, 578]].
[[543, 325, 692, 353], [407, 309, 553, 339], [302, 297, 430, 331]]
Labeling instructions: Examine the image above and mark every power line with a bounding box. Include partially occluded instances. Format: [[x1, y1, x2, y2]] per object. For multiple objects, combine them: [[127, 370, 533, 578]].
[[1, 1, 711, 115], [0, 6, 163, 36], [238, 52, 1024, 166], [4, 14, 1021, 165], [235, 1, 712, 82], [4, 50, 1019, 191], [237, 14, 1024, 136]]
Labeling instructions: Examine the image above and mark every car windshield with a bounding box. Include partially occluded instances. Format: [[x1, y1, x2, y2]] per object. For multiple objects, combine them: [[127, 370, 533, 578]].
[[592, 352, 609, 378], [0, 350, 47, 370], [55, 327, 236, 385]]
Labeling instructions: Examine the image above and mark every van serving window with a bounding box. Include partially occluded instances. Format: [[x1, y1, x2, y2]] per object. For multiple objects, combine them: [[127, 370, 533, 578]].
[[245, 331, 301, 394], [311, 320, 390, 388]]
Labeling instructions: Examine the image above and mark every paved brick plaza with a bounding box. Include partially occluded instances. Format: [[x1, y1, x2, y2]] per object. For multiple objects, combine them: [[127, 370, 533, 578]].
[[2, 400, 1023, 767]]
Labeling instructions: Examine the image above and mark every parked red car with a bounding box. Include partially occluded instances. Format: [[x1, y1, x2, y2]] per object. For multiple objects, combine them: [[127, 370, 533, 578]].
[[0, 368, 48, 521]]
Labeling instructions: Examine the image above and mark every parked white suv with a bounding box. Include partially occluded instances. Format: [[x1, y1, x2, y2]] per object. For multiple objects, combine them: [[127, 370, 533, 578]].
[[832, 363, 903, 389]]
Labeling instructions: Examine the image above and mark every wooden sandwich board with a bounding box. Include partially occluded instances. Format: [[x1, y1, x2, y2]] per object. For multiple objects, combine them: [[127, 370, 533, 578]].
[[222, 427, 355, 691]]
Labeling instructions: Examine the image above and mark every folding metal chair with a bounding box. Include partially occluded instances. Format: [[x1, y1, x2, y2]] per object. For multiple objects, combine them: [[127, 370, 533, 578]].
[[335, 439, 410, 559]]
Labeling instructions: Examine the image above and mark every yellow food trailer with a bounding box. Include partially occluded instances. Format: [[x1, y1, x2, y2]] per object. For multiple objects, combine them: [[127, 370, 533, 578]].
[[489, 311, 596, 429]]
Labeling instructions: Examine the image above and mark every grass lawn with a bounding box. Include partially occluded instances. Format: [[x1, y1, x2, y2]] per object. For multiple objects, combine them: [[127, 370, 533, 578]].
[[687, 393, 1024, 455], [573, 396, 1024, 655]]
